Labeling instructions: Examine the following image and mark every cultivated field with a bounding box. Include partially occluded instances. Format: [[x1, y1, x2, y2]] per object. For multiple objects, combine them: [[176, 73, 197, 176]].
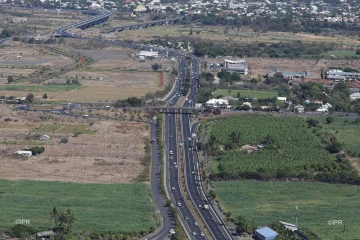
[[212, 89, 277, 99], [207, 115, 333, 175], [212, 181, 360, 240], [0, 106, 150, 183], [0, 179, 156, 235]]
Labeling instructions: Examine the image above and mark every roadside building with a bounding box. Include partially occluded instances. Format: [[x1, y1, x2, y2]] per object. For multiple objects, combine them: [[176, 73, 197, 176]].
[[137, 51, 159, 59], [255, 226, 278, 240], [205, 98, 228, 108], [221, 59, 249, 75]]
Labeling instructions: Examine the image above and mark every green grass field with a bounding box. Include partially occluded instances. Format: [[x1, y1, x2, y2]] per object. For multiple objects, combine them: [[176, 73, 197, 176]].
[[0, 180, 156, 234], [212, 89, 277, 99], [313, 116, 360, 155], [33, 124, 92, 134], [0, 84, 81, 92], [212, 181, 360, 240], [323, 50, 360, 58]]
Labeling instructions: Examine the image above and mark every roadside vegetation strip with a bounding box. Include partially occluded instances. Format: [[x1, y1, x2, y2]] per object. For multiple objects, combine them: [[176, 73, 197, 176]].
[[212, 89, 277, 99], [0, 179, 156, 237], [0, 84, 81, 92], [212, 180, 360, 240]]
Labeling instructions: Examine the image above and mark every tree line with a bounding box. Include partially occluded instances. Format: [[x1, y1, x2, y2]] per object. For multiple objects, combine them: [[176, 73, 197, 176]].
[[193, 40, 334, 58]]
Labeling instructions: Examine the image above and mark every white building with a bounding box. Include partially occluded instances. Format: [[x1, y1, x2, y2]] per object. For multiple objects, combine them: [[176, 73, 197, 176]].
[[221, 59, 249, 75], [350, 92, 360, 101], [14, 151, 32, 157], [137, 51, 159, 59], [205, 98, 229, 108]]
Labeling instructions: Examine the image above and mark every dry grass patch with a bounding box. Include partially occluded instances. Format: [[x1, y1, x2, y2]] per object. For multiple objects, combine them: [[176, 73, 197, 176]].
[[0, 117, 150, 183]]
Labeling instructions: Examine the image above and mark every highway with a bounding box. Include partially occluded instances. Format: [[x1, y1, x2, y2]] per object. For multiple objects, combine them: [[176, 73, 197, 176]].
[[180, 58, 233, 240], [163, 53, 207, 239]]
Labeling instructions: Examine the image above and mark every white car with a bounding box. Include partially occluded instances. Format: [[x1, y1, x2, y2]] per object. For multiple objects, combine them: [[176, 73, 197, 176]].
[[200, 232, 204, 236], [169, 150, 173, 155], [177, 202, 181, 207]]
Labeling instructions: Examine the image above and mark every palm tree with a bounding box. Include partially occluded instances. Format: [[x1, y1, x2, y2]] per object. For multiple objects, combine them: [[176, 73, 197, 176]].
[[49, 207, 59, 227], [59, 209, 76, 234]]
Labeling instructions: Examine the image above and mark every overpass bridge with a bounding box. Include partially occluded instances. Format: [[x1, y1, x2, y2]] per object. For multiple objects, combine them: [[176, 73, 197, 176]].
[[103, 17, 182, 33]]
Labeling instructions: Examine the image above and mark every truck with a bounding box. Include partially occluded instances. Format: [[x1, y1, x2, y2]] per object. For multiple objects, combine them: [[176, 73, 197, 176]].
[[203, 204, 209, 211]]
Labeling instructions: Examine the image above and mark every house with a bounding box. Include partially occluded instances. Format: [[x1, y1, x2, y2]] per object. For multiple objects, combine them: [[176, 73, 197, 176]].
[[295, 105, 304, 113], [350, 93, 360, 101], [14, 151, 32, 157], [255, 226, 278, 240], [205, 98, 229, 108], [277, 97, 287, 102], [40, 135, 50, 141]]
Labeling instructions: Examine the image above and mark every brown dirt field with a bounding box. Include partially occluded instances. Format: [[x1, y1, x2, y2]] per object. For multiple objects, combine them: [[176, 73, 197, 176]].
[[0, 106, 150, 183]]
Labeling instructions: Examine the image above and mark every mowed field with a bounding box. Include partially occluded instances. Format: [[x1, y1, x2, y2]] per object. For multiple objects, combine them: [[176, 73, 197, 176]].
[[0, 107, 149, 183], [212, 181, 360, 240], [212, 89, 277, 99], [0, 179, 156, 234]]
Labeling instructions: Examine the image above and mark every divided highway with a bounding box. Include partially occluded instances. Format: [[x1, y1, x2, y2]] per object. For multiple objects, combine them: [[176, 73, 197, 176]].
[[180, 58, 233, 240]]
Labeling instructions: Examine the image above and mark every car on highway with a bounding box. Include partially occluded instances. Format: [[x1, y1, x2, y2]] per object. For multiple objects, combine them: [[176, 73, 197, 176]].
[[192, 232, 197, 236], [169, 150, 173, 155], [200, 232, 204, 236], [177, 202, 181, 207], [194, 222, 199, 227]]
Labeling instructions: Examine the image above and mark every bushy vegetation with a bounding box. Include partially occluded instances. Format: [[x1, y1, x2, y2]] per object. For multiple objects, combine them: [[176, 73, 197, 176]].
[[190, 13, 360, 34], [212, 181, 360, 240], [206, 115, 360, 184], [193, 41, 333, 58]]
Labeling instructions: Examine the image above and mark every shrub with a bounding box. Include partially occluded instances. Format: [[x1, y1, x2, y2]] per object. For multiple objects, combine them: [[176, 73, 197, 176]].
[[60, 138, 69, 144]]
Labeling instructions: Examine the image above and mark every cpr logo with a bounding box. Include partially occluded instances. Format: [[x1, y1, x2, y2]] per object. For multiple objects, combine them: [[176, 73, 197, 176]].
[[328, 220, 342, 225], [15, 219, 30, 225]]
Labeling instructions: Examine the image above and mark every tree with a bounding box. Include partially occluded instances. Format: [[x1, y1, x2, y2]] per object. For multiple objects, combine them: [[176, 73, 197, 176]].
[[42, 93, 48, 99], [151, 63, 162, 71], [208, 190, 217, 204], [213, 108, 221, 115], [326, 116, 334, 124], [49, 207, 59, 227], [225, 212, 232, 225], [58, 209, 75, 234], [7, 76, 14, 83], [356, 49, 360, 55], [25, 93, 34, 103]]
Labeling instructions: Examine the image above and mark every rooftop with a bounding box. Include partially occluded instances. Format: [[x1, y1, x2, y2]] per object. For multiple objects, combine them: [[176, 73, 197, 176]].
[[255, 226, 278, 237]]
